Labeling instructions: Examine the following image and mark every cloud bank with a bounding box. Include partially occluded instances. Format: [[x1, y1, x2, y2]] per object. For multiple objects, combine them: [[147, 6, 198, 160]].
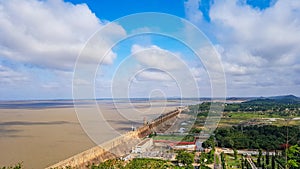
[[0, 0, 124, 70], [0, 0, 127, 99], [185, 0, 300, 96]]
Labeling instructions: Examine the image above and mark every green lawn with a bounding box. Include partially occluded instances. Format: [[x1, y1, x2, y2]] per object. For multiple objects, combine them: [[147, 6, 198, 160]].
[[152, 135, 186, 141], [218, 111, 300, 127], [225, 154, 242, 169]]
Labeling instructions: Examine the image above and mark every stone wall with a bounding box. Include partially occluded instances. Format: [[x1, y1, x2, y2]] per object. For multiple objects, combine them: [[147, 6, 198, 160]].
[[46, 131, 140, 169]]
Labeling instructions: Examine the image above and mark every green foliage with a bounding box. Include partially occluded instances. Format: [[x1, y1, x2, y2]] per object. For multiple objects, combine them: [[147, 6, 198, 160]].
[[271, 156, 275, 169], [287, 144, 300, 169], [241, 157, 244, 169], [181, 135, 195, 142], [215, 125, 300, 150], [125, 158, 170, 169], [92, 158, 173, 169], [266, 151, 270, 165], [258, 144, 300, 169], [199, 165, 210, 169], [176, 151, 194, 166], [257, 149, 262, 167], [220, 152, 226, 169], [224, 104, 241, 112], [233, 149, 238, 160], [173, 165, 193, 169], [189, 127, 202, 134], [148, 132, 157, 138], [152, 135, 186, 141], [1, 163, 22, 169], [202, 136, 215, 149], [197, 102, 211, 112], [224, 98, 300, 116], [199, 149, 214, 164], [92, 159, 124, 169]]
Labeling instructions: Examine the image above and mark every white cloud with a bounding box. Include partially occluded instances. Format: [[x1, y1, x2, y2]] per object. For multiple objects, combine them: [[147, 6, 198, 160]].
[[0, 0, 125, 70], [73, 78, 91, 86], [110, 44, 201, 98], [131, 44, 183, 70], [185, 0, 300, 96], [0, 65, 28, 84], [210, 0, 300, 65], [184, 0, 203, 25], [135, 69, 173, 81], [210, 0, 300, 64]]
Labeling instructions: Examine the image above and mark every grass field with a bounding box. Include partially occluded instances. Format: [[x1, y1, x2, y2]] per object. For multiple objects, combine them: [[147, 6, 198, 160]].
[[152, 135, 186, 141], [225, 154, 242, 169], [217, 111, 300, 127]]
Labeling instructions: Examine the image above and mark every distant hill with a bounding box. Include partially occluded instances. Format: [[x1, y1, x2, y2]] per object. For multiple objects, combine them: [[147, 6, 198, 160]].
[[243, 95, 300, 104], [268, 94, 299, 100]]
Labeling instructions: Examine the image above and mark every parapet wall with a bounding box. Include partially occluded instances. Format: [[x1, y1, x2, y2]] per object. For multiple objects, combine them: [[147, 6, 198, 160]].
[[46, 108, 181, 169], [46, 130, 140, 169]]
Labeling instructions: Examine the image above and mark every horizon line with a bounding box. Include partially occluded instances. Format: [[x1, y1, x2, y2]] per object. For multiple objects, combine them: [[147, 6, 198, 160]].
[[0, 94, 298, 102]]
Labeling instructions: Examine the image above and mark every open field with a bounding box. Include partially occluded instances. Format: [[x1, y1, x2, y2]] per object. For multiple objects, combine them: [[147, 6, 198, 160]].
[[152, 135, 186, 141], [219, 112, 300, 127]]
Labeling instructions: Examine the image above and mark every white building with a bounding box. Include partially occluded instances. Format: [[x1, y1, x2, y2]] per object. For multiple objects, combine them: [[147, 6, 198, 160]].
[[173, 144, 196, 151]]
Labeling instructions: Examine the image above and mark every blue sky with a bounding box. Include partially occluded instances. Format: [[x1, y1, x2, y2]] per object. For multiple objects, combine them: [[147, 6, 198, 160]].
[[0, 0, 299, 100], [66, 0, 186, 20]]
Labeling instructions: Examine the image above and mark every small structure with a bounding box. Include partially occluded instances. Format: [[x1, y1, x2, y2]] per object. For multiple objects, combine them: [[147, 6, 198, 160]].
[[178, 127, 186, 133], [172, 141, 196, 151], [121, 154, 132, 161], [132, 138, 153, 153], [195, 140, 204, 152], [143, 116, 147, 125]]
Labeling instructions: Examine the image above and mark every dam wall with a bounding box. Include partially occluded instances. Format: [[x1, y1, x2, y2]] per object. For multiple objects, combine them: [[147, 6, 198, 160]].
[[46, 108, 182, 169], [46, 130, 140, 169]]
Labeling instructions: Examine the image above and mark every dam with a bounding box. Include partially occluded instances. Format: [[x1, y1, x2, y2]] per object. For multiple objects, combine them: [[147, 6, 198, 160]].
[[46, 107, 183, 169]]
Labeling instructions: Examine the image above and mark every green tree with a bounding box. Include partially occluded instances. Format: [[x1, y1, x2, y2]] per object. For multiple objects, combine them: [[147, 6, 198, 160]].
[[220, 152, 226, 169], [271, 156, 275, 169], [125, 158, 168, 169], [202, 136, 215, 149], [1, 163, 22, 169], [266, 151, 270, 165], [223, 137, 234, 148], [233, 148, 238, 160], [257, 149, 262, 167], [287, 144, 300, 169], [176, 151, 194, 166], [241, 157, 244, 169]]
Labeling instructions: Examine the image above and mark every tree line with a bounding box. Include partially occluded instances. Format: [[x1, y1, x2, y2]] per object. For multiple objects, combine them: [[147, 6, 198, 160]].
[[214, 125, 300, 150]]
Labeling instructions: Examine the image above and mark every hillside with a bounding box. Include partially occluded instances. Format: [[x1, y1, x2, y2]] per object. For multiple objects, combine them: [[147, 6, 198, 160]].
[[243, 95, 300, 104]]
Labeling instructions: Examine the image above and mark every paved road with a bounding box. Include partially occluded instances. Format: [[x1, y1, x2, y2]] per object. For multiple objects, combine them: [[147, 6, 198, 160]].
[[217, 148, 275, 156], [214, 152, 222, 169], [246, 157, 258, 169]]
